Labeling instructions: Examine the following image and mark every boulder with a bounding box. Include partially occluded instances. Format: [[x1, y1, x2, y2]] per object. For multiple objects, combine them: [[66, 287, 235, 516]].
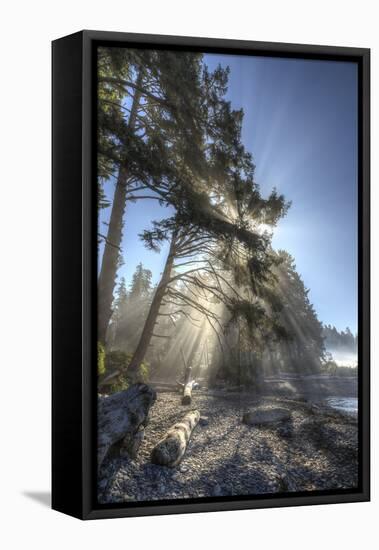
[[243, 407, 291, 426]]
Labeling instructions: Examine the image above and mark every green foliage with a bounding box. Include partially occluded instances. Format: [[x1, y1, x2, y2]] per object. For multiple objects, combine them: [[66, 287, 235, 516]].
[[228, 299, 264, 326], [129, 263, 153, 300], [97, 342, 106, 376], [138, 361, 150, 383], [105, 350, 150, 393], [97, 46, 312, 387], [108, 264, 153, 352], [98, 186, 111, 210], [336, 365, 358, 377], [109, 377, 130, 394], [273, 250, 326, 369], [321, 359, 338, 375], [321, 361, 357, 377], [105, 350, 129, 372], [323, 324, 357, 352]]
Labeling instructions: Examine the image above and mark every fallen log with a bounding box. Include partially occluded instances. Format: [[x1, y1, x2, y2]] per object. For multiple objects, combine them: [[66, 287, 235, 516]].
[[182, 380, 195, 405], [98, 368, 123, 388], [151, 410, 200, 467], [181, 364, 193, 405], [98, 383, 156, 470]]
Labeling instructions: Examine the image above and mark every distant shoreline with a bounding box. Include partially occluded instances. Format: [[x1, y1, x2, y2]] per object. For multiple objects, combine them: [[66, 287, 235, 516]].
[[263, 374, 357, 399]]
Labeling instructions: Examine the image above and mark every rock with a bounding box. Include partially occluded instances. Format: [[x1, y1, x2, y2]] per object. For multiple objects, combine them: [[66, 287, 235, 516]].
[[277, 424, 293, 438], [242, 407, 291, 426], [199, 416, 209, 426]]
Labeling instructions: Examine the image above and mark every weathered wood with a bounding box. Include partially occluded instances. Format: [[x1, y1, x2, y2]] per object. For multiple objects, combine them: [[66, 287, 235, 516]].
[[119, 426, 145, 458], [181, 365, 194, 404], [98, 383, 156, 469], [242, 407, 291, 426], [151, 410, 200, 467], [98, 368, 122, 387], [184, 365, 192, 385], [182, 381, 194, 405]]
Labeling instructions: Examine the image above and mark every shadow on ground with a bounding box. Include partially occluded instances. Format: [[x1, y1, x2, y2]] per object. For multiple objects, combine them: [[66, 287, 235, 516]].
[[22, 491, 51, 507]]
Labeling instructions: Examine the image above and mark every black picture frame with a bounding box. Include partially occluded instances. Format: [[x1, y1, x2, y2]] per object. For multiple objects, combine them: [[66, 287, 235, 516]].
[[52, 30, 370, 520]]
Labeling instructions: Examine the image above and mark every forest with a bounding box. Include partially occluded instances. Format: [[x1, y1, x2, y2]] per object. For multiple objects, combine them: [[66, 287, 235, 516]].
[[96, 47, 358, 503]]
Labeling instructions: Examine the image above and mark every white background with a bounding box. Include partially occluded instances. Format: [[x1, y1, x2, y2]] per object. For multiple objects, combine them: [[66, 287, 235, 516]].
[[0, 0, 376, 548]]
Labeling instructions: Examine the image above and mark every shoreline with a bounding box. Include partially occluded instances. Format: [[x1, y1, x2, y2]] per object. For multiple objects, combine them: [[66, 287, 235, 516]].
[[98, 390, 358, 504]]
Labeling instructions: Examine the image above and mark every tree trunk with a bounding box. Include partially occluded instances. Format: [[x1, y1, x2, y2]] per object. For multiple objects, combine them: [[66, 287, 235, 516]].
[[127, 233, 177, 379], [97, 383, 156, 470], [151, 410, 200, 467], [98, 167, 129, 345], [97, 70, 143, 345]]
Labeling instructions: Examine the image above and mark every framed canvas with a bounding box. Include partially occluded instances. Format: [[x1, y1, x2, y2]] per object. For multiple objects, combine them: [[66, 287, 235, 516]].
[[52, 30, 370, 520]]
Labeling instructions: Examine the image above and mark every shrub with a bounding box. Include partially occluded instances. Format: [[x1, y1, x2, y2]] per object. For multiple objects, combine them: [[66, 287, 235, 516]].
[[321, 360, 338, 375], [321, 360, 357, 377], [138, 361, 149, 383], [105, 350, 129, 372], [105, 350, 150, 393], [97, 342, 106, 376]]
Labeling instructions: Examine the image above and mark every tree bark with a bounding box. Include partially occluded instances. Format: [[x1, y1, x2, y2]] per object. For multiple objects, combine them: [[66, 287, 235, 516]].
[[151, 410, 200, 467], [182, 381, 195, 405], [127, 233, 177, 379], [97, 69, 143, 345], [182, 364, 193, 404], [97, 383, 156, 470]]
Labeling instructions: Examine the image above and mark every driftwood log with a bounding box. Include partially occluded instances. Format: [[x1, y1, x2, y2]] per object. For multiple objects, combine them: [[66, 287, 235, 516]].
[[98, 369, 122, 388], [181, 365, 193, 405], [182, 380, 196, 405], [151, 410, 200, 467], [98, 383, 156, 470]]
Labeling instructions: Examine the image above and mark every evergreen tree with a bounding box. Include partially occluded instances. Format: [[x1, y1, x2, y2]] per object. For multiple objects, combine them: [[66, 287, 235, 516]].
[[270, 251, 325, 373], [129, 263, 153, 302], [112, 264, 153, 352], [124, 118, 289, 380], [323, 324, 357, 352], [97, 47, 222, 343], [107, 277, 128, 347]]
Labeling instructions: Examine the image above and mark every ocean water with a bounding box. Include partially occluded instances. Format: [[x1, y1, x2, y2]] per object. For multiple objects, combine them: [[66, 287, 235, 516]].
[[325, 397, 358, 415]]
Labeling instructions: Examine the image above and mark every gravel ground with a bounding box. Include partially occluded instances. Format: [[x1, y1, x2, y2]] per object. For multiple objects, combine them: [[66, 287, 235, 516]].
[[98, 390, 358, 504]]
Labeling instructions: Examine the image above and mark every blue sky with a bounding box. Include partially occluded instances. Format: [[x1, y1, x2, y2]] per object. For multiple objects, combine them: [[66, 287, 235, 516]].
[[99, 53, 358, 333]]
